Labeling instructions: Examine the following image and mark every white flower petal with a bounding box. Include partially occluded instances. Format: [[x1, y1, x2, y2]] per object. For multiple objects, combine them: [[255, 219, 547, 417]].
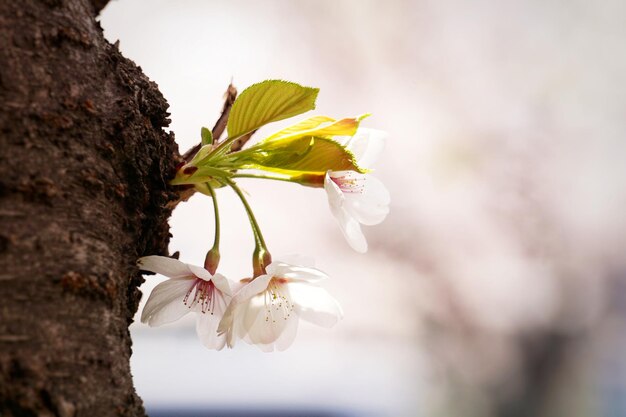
[[240, 297, 274, 344], [241, 291, 293, 345], [217, 301, 244, 348], [244, 306, 299, 352], [324, 169, 388, 252], [356, 129, 387, 169], [345, 198, 389, 226], [267, 262, 329, 283], [334, 205, 368, 253], [141, 277, 195, 326], [137, 256, 192, 279], [187, 264, 213, 281], [274, 254, 316, 268], [217, 304, 235, 337], [195, 294, 228, 350], [324, 172, 345, 210], [339, 128, 387, 169], [217, 275, 272, 344], [290, 283, 344, 328], [344, 176, 390, 225], [244, 313, 298, 350], [325, 172, 369, 252], [273, 315, 300, 352], [232, 274, 273, 302], [211, 273, 233, 296], [358, 175, 391, 205]]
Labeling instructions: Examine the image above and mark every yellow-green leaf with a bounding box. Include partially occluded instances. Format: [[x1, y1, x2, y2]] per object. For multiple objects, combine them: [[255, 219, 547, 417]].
[[201, 127, 213, 145], [262, 115, 334, 142], [262, 114, 369, 143], [187, 144, 214, 167], [262, 114, 370, 142], [236, 136, 365, 174], [227, 80, 319, 139]]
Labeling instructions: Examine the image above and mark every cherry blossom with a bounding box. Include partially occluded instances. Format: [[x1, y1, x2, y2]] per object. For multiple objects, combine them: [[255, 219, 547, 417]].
[[138, 256, 232, 350], [325, 128, 390, 252], [218, 258, 343, 352]]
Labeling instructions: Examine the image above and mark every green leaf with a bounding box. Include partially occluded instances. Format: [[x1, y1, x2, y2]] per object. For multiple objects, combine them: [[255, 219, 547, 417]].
[[262, 116, 334, 142], [235, 136, 365, 174], [187, 144, 213, 167], [201, 127, 213, 146], [227, 80, 319, 139], [262, 115, 362, 143]]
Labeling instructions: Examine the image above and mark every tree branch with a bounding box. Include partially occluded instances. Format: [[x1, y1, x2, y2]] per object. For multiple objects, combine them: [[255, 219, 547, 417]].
[[181, 83, 238, 162], [229, 129, 257, 152], [212, 83, 238, 142]]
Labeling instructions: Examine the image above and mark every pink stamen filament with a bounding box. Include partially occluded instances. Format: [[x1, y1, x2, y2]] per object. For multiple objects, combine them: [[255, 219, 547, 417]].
[[332, 175, 365, 194], [183, 279, 218, 315]]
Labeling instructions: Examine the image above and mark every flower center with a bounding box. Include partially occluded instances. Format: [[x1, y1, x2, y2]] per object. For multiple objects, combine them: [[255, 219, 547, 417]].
[[264, 278, 294, 323], [331, 173, 365, 194], [183, 278, 218, 315]]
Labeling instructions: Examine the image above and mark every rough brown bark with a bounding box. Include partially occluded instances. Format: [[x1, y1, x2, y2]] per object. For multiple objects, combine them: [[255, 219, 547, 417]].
[[0, 1, 178, 416]]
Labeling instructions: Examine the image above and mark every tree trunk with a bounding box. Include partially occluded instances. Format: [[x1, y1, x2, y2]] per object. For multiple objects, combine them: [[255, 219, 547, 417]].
[[0, 1, 179, 415]]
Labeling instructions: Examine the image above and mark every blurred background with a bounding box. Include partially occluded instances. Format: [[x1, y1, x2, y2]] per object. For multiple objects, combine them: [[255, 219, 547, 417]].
[[101, 1, 626, 416]]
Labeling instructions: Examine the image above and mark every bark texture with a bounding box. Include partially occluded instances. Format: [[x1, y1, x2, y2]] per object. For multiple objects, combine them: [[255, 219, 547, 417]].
[[0, 1, 178, 415]]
